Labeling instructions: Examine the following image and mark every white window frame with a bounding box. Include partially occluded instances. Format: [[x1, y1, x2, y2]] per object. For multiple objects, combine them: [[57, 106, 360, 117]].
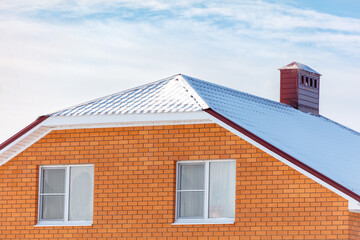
[[36, 164, 94, 227], [173, 159, 236, 225]]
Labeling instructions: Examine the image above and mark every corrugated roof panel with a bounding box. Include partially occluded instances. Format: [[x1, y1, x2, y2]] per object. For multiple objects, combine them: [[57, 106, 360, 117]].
[[51, 75, 203, 117]]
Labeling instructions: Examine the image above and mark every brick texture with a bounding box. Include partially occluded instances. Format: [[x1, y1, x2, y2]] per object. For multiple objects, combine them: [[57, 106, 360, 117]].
[[350, 213, 360, 239], [0, 123, 358, 239]]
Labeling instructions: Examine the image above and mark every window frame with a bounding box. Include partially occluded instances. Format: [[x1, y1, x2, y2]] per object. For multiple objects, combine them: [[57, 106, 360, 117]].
[[174, 160, 236, 225], [36, 164, 94, 227]]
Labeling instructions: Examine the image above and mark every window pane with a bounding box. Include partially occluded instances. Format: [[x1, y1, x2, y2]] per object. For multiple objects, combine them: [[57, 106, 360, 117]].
[[41, 168, 66, 194], [41, 195, 65, 220], [69, 166, 94, 221], [178, 191, 204, 218], [209, 161, 236, 218], [179, 164, 204, 190]]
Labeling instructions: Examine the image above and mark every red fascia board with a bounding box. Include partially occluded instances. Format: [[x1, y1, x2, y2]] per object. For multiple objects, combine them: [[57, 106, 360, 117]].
[[205, 108, 360, 202], [0, 115, 49, 151]]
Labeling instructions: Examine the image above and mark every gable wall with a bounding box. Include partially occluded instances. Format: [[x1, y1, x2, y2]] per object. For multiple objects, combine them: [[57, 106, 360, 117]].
[[0, 123, 358, 239]]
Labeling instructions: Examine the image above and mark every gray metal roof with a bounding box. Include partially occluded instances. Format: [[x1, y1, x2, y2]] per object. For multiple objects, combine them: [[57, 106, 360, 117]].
[[51, 74, 360, 197]]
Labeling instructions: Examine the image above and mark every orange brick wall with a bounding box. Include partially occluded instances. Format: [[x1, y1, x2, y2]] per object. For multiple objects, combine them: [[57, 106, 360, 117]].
[[0, 123, 358, 239], [350, 213, 360, 239]]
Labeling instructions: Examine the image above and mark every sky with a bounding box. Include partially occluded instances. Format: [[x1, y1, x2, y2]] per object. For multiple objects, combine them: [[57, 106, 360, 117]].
[[1, 0, 360, 143]]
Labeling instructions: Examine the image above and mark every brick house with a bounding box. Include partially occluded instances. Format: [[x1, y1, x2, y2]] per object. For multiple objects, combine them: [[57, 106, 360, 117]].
[[0, 62, 359, 239]]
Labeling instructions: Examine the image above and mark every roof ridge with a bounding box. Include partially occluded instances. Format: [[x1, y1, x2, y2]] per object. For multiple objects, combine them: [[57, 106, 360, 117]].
[[182, 74, 293, 109], [50, 74, 182, 116], [176, 75, 210, 110]]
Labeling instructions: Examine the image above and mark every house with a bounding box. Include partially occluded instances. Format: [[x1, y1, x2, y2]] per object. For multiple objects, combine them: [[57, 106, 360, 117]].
[[0, 62, 359, 239]]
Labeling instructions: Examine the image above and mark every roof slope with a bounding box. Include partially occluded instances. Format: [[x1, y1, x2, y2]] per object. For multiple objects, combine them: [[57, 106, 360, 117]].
[[182, 75, 360, 195], [51, 75, 208, 117]]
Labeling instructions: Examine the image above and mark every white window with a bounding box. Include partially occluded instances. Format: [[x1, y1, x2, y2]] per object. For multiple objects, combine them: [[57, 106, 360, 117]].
[[174, 160, 236, 224], [37, 165, 94, 226]]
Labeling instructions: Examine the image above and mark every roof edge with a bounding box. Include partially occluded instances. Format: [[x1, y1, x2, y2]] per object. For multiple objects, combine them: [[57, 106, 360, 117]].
[[205, 108, 360, 203], [0, 112, 211, 166], [0, 115, 50, 151]]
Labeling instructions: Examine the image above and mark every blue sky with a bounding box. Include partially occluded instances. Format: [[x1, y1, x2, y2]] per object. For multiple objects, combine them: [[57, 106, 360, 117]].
[[1, 0, 360, 142], [291, 0, 360, 18]]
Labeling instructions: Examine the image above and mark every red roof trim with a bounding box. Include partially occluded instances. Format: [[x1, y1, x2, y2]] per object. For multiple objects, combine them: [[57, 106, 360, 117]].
[[0, 116, 49, 151], [205, 108, 360, 202]]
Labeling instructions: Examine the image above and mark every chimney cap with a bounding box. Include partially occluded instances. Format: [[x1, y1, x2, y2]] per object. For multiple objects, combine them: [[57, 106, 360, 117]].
[[279, 62, 321, 75]]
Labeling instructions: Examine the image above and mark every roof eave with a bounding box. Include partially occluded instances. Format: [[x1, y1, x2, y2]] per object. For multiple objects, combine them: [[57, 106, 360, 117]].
[[0, 115, 50, 151]]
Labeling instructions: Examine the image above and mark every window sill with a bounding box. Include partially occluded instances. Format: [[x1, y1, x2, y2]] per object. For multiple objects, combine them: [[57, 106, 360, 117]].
[[173, 218, 235, 225], [35, 221, 92, 227]]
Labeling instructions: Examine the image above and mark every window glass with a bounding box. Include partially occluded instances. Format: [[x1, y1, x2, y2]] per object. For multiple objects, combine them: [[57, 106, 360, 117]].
[[176, 160, 236, 222], [209, 162, 236, 218], [38, 165, 94, 224], [41, 168, 66, 194], [69, 166, 94, 221], [179, 164, 205, 190], [41, 195, 65, 220], [178, 163, 205, 218], [179, 191, 204, 218], [40, 168, 66, 221]]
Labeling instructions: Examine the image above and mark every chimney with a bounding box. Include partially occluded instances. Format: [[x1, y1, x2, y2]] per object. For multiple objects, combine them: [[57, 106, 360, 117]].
[[279, 62, 321, 115]]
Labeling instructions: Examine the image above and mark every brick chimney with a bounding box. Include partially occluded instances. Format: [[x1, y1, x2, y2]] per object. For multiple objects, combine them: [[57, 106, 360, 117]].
[[279, 62, 321, 115]]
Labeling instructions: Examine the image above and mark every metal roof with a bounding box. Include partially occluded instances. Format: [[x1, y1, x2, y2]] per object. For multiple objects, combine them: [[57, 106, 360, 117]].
[[51, 75, 208, 117], [279, 62, 321, 75]]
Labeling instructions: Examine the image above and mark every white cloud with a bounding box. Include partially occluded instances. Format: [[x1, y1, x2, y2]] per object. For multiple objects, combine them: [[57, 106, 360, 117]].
[[0, 0, 360, 143]]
